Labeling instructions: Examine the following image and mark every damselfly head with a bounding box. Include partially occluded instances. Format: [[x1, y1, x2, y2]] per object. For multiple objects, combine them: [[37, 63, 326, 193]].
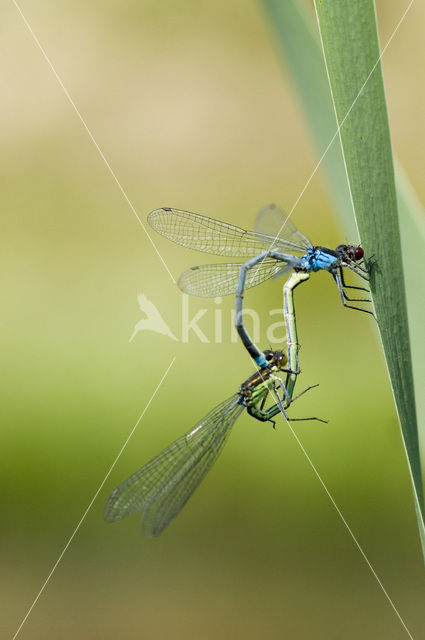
[[263, 349, 287, 369], [336, 244, 364, 263]]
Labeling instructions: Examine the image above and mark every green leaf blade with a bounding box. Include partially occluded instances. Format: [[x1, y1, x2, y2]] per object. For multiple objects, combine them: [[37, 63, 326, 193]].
[[313, 0, 424, 549], [262, 0, 425, 558]]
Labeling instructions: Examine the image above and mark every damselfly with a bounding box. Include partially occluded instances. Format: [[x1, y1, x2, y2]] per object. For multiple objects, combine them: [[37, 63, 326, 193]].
[[104, 350, 322, 536], [148, 205, 372, 367]]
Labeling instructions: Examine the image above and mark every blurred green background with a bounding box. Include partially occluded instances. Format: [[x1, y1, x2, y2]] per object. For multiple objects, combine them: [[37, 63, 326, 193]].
[[2, 1, 425, 638]]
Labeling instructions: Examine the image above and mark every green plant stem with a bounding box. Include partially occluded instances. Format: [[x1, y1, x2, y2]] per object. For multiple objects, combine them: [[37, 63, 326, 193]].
[[313, 0, 424, 557]]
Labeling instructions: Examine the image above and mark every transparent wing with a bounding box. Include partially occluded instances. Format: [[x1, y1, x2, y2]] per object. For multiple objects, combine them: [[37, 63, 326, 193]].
[[104, 395, 243, 536], [271, 264, 294, 280], [148, 207, 276, 257], [178, 260, 293, 297], [255, 204, 312, 252]]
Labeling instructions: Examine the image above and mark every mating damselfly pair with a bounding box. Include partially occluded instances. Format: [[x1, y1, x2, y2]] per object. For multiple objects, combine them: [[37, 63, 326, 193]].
[[104, 205, 372, 535]]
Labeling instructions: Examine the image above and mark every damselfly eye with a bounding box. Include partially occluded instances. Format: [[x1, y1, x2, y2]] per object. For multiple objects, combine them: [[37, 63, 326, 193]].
[[354, 247, 364, 260]]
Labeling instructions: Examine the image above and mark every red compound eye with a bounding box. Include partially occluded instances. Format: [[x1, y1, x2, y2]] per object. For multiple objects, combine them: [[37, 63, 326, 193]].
[[354, 247, 364, 260]]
